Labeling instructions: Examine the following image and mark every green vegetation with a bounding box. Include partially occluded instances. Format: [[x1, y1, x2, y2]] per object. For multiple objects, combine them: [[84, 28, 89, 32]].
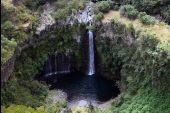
[[93, 1, 110, 14], [52, 8, 68, 21], [120, 5, 139, 20], [119, 5, 159, 25], [2, 90, 67, 113], [1, 35, 17, 64], [1, 25, 83, 112], [120, 0, 170, 23], [97, 1, 110, 13], [1, 105, 46, 113], [138, 12, 158, 25], [94, 12, 104, 22], [1, 0, 39, 64], [1, 0, 170, 113], [52, 0, 85, 21], [96, 15, 170, 113], [123, 0, 161, 12], [112, 87, 170, 113], [1, 78, 48, 108], [161, 5, 170, 24], [24, 0, 46, 10]]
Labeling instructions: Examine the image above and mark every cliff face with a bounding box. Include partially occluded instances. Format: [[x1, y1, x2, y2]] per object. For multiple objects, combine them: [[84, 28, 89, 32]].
[[95, 22, 134, 82]]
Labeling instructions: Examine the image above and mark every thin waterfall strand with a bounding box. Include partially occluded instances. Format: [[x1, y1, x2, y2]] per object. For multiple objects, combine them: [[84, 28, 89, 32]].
[[88, 30, 95, 75]]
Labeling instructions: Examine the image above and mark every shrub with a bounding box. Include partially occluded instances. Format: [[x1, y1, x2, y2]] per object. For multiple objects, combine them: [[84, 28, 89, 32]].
[[54, 0, 68, 9], [1, 79, 48, 108], [24, 0, 46, 10], [67, 0, 79, 11], [98, 1, 110, 13], [161, 5, 170, 24], [129, 0, 161, 13], [1, 35, 17, 64], [92, 5, 100, 14], [138, 12, 158, 25], [93, 1, 110, 14], [94, 12, 104, 22], [78, 0, 86, 10], [1, 104, 46, 113], [120, 5, 139, 20], [2, 2, 15, 14], [52, 9, 68, 21], [1, 21, 14, 30]]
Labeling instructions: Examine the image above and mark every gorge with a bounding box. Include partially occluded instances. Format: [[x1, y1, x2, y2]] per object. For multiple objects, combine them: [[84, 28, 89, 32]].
[[1, 0, 170, 113]]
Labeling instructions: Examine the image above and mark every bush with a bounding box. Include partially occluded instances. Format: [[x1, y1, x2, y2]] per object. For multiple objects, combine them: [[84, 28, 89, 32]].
[[24, 0, 46, 10], [94, 12, 104, 22], [128, 0, 161, 13], [1, 79, 48, 108], [1, 21, 14, 31], [138, 12, 158, 25], [2, 2, 15, 14], [98, 1, 110, 13], [93, 1, 110, 14], [78, 0, 86, 10], [120, 5, 139, 20], [52, 9, 68, 21], [161, 5, 170, 24], [1, 104, 46, 113], [1, 35, 17, 64]]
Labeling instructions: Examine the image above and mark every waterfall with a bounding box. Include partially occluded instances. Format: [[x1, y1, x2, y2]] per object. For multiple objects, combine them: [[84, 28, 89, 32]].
[[45, 57, 53, 76], [44, 53, 72, 77], [88, 30, 95, 75]]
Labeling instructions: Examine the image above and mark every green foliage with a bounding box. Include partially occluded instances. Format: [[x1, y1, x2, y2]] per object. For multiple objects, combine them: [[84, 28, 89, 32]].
[[1, 26, 82, 108], [1, 78, 48, 108], [161, 5, 170, 24], [52, 0, 85, 21], [78, 0, 86, 10], [1, 1, 15, 17], [45, 90, 67, 113], [120, 5, 139, 20], [94, 12, 104, 22], [1, 105, 46, 113], [1, 21, 14, 30], [1, 35, 17, 64], [52, 8, 68, 21], [24, 0, 46, 10], [125, 0, 161, 12], [120, 0, 169, 24], [97, 1, 110, 13], [112, 87, 170, 113], [93, 1, 110, 14], [96, 18, 170, 113], [1, 1, 39, 64], [138, 12, 158, 25]]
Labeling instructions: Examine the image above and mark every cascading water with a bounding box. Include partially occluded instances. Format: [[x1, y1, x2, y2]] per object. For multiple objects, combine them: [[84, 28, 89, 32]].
[[44, 53, 71, 77], [88, 30, 95, 75]]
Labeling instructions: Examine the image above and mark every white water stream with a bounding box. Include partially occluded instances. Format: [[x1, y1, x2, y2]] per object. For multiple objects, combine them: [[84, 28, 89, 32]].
[[88, 30, 95, 75]]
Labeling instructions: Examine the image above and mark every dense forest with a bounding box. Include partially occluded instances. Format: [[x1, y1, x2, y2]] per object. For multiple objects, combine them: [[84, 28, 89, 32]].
[[1, 0, 170, 113]]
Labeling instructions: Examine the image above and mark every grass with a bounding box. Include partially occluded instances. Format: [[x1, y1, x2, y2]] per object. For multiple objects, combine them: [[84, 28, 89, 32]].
[[102, 11, 170, 50]]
